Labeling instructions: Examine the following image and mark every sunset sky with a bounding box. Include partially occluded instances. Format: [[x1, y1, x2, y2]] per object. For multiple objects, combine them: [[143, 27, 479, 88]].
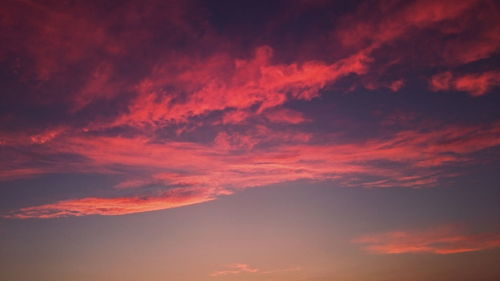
[[1, 0, 500, 280]]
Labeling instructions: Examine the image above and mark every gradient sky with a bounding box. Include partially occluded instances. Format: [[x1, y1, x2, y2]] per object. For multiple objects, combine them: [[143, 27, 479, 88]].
[[1, 0, 500, 280]]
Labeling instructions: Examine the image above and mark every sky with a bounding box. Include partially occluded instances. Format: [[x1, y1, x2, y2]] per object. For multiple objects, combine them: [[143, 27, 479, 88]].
[[1, 0, 500, 280]]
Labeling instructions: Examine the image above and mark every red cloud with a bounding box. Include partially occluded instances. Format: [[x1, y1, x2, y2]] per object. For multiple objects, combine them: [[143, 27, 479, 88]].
[[388, 79, 405, 92], [2, 0, 500, 220], [430, 71, 500, 96], [335, 0, 500, 86], [112, 46, 369, 127], [70, 63, 122, 112], [5, 187, 216, 219], [454, 71, 500, 97], [337, 0, 479, 48], [429, 71, 453, 91], [264, 108, 308, 124], [3, 121, 500, 218], [441, 8, 500, 64], [0, 0, 123, 81], [0, 0, 208, 110], [221, 110, 254, 124], [354, 225, 500, 254]]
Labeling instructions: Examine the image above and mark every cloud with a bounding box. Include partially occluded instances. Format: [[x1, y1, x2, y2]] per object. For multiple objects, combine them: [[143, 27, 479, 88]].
[[429, 71, 454, 91], [337, 0, 479, 49], [264, 108, 308, 124], [354, 225, 500, 254], [441, 5, 500, 64], [3, 121, 500, 218], [112, 46, 369, 127], [70, 62, 122, 112], [2, 0, 500, 220], [211, 264, 259, 277], [5, 187, 216, 219], [454, 71, 500, 96], [210, 263, 301, 277], [0, 0, 209, 110], [430, 71, 500, 96], [0, 1, 116, 81], [388, 79, 405, 92], [334, 0, 500, 89]]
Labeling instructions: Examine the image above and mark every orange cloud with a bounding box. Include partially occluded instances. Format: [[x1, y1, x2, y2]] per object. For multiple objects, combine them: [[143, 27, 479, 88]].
[[354, 225, 500, 254]]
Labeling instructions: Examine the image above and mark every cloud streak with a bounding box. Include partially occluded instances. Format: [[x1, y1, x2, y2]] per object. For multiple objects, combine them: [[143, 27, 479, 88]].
[[5, 187, 216, 219], [210, 263, 301, 277], [430, 71, 500, 96], [3, 120, 500, 218], [354, 225, 500, 255]]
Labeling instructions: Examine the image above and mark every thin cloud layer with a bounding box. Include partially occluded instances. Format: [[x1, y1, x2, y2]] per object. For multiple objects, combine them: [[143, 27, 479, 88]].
[[210, 263, 301, 277], [3, 121, 500, 218], [354, 225, 500, 254], [6, 187, 215, 219], [211, 264, 259, 277], [430, 71, 500, 96]]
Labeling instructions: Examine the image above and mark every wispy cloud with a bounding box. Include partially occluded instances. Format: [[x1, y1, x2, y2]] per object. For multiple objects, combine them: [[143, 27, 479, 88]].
[[210, 263, 301, 277], [3, 120, 500, 218], [430, 71, 500, 96], [353, 225, 500, 255], [110, 46, 368, 128], [5, 187, 216, 219]]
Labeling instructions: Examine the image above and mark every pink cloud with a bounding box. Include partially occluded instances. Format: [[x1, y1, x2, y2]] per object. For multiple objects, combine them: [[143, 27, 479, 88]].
[[0, 0, 207, 110], [334, 0, 499, 85], [354, 225, 500, 254], [221, 110, 254, 125], [2, 0, 500, 220], [442, 9, 500, 64], [4, 121, 500, 218], [430, 71, 500, 96], [6, 187, 216, 219], [337, 0, 479, 49], [0, 0, 123, 81], [429, 71, 453, 92], [70, 62, 122, 112], [210, 264, 259, 277], [388, 79, 405, 92], [454, 71, 500, 97], [210, 263, 301, 277], [111, 46, 369, 127], [264, 108, 308, 124]]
